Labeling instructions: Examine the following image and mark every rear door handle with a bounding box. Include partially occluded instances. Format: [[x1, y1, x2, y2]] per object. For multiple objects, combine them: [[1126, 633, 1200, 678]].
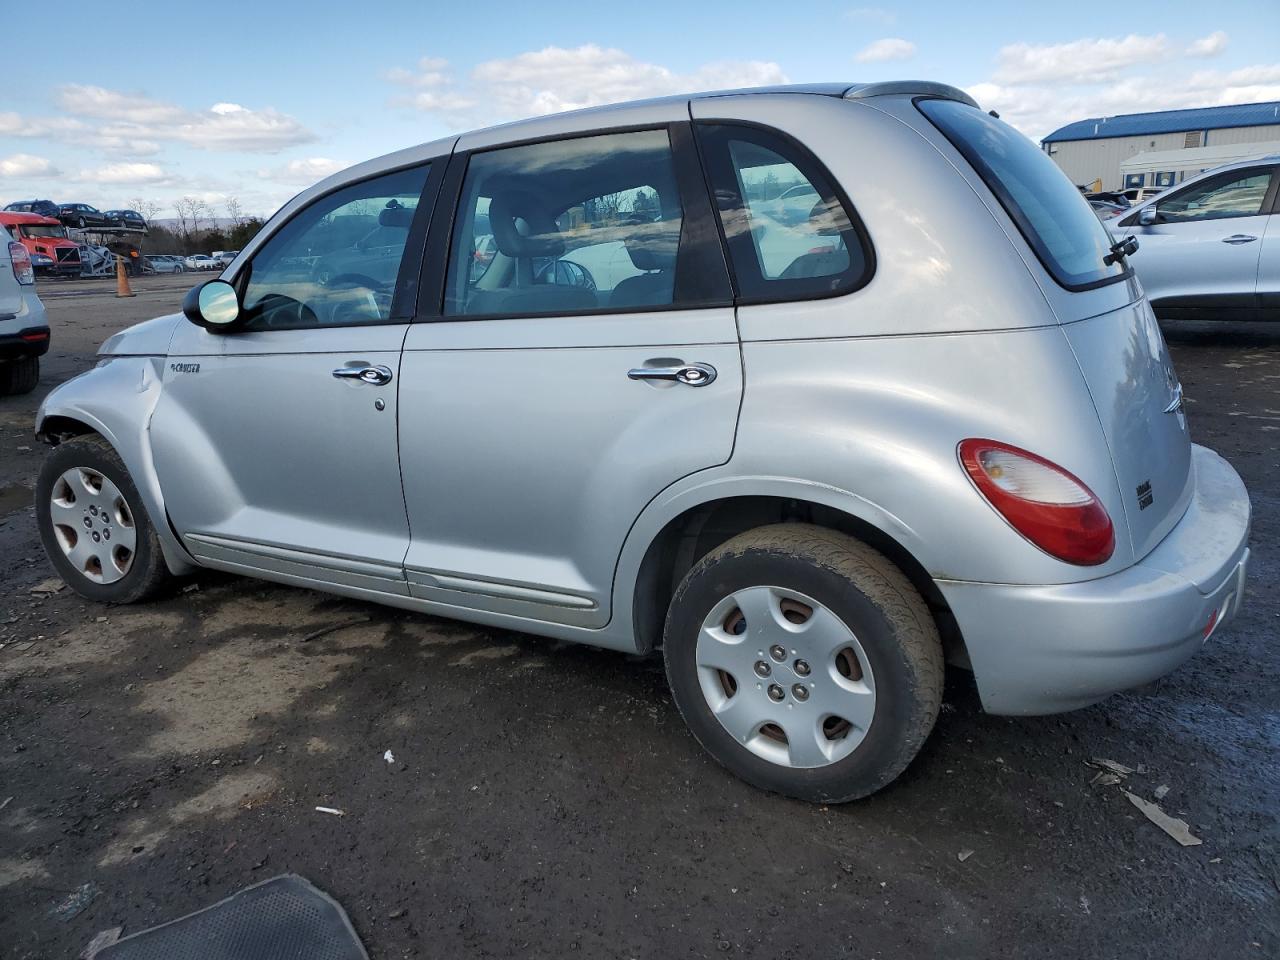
[[1221, 234, 1258, 244], [627, 362, 717, 387], [332, 363, 393, 385]]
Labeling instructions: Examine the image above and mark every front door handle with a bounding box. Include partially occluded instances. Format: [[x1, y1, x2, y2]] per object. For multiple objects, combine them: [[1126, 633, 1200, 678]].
[[628, 362, 718, 387], [1221, 234, 1258, 244], [332, 363, 393, 385]]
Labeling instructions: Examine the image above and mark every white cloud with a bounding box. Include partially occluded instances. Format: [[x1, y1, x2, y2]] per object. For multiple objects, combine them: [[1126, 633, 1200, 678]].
[[258, 157, 348, 182], [1187, 31, 1228, 58], [854, 38, 916, 64], [0, 153, 58, 177], [390, 46, 787, 122], [969, 63, 1280, 142], [994, 34, 1169, 85], [0, 112, 86, 139], [845, 7, 896, 24], [47, 84, 316, 153], [76, 162, 169, 184]]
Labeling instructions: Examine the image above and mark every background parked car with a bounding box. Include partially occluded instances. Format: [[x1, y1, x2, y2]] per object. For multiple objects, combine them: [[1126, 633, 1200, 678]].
[[4, 199, 61, 219], [57, 204, 111, 229], [1089, 199, 1127, 220], [1084, 190, 1130, 208], [211, 250, 240, 267], [184, 254, 218, 270], [1111, 156, 1278, 321], [0, 235, 49, 395], [105, 209, 149, 231], [145, 255, 185, 274]]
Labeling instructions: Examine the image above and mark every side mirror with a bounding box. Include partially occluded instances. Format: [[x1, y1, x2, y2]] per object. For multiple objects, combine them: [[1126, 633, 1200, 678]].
[[182, 279, 242, 331], [1138, 206, 1158, 226]]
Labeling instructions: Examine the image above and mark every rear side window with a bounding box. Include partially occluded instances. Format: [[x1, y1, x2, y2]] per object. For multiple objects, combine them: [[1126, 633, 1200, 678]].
[[696, 123, 871, 302], [918, 98, 1126, 290], [445, 129, 695, 316]]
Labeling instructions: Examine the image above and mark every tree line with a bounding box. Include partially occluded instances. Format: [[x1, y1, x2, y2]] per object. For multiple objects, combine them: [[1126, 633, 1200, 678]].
[[127, 196, 266, 255]]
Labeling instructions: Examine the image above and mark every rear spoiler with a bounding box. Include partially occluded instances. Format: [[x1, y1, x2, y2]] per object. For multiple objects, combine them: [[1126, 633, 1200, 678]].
[[844, 82, 978, 109]]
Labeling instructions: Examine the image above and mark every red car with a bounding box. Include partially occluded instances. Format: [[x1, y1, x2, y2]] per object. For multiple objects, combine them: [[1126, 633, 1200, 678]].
[[0, 212, 82, 278]]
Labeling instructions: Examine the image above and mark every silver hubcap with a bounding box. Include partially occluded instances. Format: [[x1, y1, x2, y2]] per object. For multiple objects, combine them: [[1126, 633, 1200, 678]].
[[48, 467, 137, 584], [696, 586, 876, 769]]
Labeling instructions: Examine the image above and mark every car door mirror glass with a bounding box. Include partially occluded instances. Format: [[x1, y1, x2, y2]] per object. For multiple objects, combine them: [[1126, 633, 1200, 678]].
[[182, 279, 242, 330], [1139, 206, 1158, 226]]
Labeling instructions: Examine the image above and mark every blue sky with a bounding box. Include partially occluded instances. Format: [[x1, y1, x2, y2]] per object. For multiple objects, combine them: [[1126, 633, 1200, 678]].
[[2, 0, 1277, 219]]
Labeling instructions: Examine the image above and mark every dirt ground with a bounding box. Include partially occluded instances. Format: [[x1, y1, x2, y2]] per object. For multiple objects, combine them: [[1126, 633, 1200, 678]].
[[1, 273, 1277, 959]]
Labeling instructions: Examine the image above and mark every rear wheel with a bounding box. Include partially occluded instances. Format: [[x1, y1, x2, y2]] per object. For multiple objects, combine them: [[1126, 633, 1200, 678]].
[[663, 524, 944, 802], [0, 357, 39, 396], [36, 435, 171, 603]]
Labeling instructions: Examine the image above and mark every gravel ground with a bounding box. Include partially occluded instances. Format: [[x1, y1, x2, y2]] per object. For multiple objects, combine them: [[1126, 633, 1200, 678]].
[[1, 273, 1276, 959]]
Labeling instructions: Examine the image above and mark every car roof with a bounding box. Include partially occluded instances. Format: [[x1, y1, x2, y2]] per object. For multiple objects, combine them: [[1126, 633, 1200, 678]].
[[0, 211, 61, 225], [458, 80, 974, 145]]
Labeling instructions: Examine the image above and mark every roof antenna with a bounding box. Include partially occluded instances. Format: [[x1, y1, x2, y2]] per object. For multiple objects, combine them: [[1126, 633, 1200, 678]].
[[988, 110, 1000, 118]]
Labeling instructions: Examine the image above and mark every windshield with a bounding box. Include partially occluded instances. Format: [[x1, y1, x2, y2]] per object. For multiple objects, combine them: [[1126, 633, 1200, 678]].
[[21, 224, 68, 239], [918, 98, 1126, 290]]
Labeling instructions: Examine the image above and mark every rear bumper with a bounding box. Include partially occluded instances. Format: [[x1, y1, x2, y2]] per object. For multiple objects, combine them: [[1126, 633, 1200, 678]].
[[0, 326, 51, 359], [938, 444, 1250, 715]]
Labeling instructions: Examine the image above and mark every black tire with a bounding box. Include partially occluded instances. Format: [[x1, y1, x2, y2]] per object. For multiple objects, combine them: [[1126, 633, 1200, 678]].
[[0, 357, 39, 396], [663, 524, 944, 803], [36, 435, 172, 604]]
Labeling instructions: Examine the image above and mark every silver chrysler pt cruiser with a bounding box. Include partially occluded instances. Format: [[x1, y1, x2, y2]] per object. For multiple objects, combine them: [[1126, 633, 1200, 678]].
[[34, 82, 1251, 802]]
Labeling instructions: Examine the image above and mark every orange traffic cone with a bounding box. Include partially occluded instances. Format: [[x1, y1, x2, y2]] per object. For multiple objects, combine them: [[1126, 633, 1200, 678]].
[[115, 256, 136, 298]]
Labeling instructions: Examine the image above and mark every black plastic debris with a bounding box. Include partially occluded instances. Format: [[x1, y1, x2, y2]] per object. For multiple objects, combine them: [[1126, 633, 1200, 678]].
[[97, 874, 367, 960]]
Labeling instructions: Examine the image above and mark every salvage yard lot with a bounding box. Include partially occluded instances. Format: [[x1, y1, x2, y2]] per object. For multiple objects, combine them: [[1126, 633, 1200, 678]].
[[1, 273, 1277, 958]]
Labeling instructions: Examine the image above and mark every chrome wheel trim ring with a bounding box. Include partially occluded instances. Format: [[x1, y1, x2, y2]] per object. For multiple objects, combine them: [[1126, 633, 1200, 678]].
[[48, 467, 137, 585], [695, 585, 876, 770]]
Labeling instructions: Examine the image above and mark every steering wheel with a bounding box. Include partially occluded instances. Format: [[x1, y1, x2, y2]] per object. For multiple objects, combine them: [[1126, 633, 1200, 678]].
[[323, 274, 386, 325]]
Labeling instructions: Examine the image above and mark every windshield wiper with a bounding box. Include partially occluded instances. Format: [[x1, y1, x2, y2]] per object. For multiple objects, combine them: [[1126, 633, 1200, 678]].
[[1104, 234, 1139, 266]]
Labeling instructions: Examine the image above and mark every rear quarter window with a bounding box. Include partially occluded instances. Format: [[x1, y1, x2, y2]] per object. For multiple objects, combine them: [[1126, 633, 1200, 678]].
[[918, 98, 1126, 291]]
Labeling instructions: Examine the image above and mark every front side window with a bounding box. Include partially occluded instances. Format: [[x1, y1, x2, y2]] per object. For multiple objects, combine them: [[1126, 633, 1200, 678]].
[[1155, 168, 1274, 223], [697, 123, 871, 302], [918, 97, 1125, 290], [240, 164, 430, 329], [445, 129, 686, 316]]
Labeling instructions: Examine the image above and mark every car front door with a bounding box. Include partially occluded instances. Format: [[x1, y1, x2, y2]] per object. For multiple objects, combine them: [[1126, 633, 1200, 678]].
[[398, 120, 740, 628], [1125, 165, 1277, 314], [150, 159, 443, 593]]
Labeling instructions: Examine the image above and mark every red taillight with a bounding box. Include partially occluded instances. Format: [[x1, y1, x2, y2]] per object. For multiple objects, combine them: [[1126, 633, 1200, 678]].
[[959, 439, 1115, 566], [8, 241, 33, 285]]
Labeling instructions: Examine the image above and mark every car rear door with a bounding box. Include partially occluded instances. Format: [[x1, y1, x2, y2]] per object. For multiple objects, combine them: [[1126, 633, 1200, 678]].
[[1124, 165, 1277, 314], [397, 116, 740, 628], [150, 158, 445, 592]]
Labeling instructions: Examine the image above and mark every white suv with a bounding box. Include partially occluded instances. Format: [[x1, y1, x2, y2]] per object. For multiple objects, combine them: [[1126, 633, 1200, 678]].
[[0, 237, 49, 395]]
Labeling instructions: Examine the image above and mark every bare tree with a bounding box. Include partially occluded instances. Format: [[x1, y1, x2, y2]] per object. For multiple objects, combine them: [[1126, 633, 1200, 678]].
[[190, 198, 210, 236], [128, 197, 164, 223], [174, 197, 196, 239], [225, 197, 243, 227]]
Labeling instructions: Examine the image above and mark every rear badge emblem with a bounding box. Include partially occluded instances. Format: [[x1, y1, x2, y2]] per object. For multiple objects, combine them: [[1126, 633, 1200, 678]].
[[1136, 480, 1154, 511], [170, 362, 200, 374]]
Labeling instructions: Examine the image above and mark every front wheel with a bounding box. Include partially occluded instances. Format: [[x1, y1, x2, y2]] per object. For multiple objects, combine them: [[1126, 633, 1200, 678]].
[[36, 435, 172, 603], [663, 524, 944, 803]]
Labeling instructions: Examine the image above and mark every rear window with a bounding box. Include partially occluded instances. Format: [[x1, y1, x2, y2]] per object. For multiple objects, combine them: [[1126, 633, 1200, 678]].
[[918, 98, 1126, 290]]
